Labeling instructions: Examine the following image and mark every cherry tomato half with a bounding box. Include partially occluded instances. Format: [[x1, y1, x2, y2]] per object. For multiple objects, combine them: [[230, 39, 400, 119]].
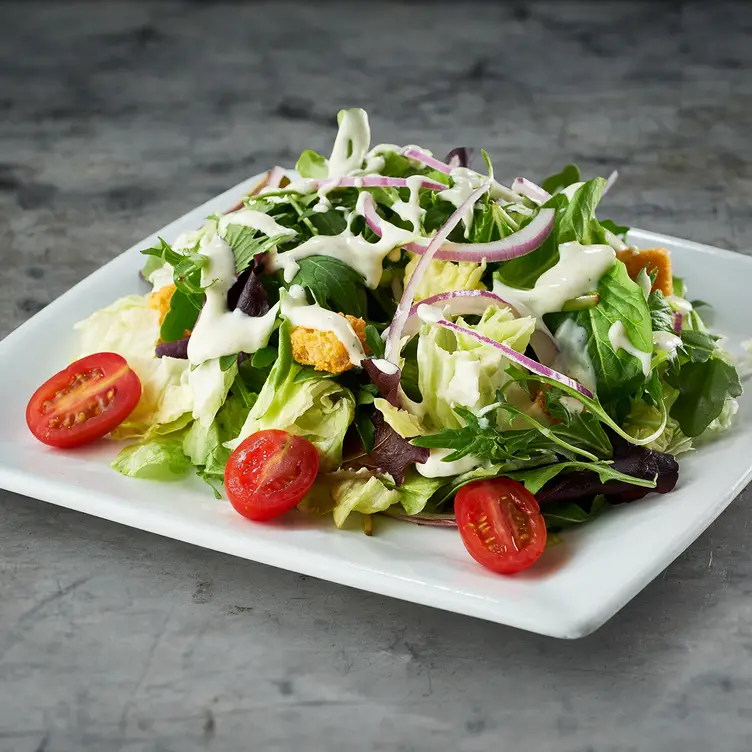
[[224, 430, 319, 522], [26, 352, 142, 449], [455, 478, 547, 575]]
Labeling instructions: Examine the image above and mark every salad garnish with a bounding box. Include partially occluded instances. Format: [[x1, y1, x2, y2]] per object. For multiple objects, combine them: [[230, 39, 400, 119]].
[[27, 108, 745, 575]]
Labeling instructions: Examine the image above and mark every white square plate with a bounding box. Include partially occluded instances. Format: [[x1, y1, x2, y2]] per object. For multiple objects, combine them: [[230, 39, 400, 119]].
[[1, 174, 750, 638]]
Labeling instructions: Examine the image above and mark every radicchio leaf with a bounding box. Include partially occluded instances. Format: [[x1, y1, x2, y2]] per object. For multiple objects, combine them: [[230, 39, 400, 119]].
[[445, 147, 474, 169], [362, 359, 401, 407], [227, 259, 271, 317], [155, 336, 190, 359], [343, 411, 428, 485], [536, 436, 678, 506]]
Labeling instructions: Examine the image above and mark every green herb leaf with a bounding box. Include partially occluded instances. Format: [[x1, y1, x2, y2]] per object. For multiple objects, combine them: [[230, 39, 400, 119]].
[[541, 164, 581, 195], [542, 495, 610, 531], [223, 226, 289, 274], [667, 358, 742, 437], [365, 324, 385, 359], [648, 289, 675, 334], [600, 219, 630, 239], [219, 353, 238, 372], [295, 149, 329, 178], [291, 255, 368, 317], [557, 177, 607, 246], [160, 289, 201, 343]]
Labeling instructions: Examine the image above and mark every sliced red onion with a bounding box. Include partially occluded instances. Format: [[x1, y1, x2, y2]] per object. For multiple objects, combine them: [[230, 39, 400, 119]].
[[402, 147, 452, 174], [603, 170, 619, 196], [267, 165, 286, 190], [384, 183, 491, 363], [510, 177, 551, 205], [429, 316, 594, 398], [673, 311, 683, 334], [401, 290, 521, 340], [384, 508, 458, 527], [361, 195, 554, 263]]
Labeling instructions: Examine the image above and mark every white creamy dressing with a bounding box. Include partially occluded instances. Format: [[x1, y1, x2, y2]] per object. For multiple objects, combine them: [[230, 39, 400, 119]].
[[148, 264, 175, 291], [188, 358, 233, 428], [390, 174, 427, 231], [327, 108, 371, 178], [187, 234, 279, 365], [608, 321, 652, 376], [636, 267, 652, 300], [553, 318, 598, 394], [438, 167, 482, 232], [493, 242, 616, 321], [264, 192, 416, 287], [560, 396, 585, 415], [653, 330, 682, 357], [280, 285, 366, 365], [370, 358, 399, 375], [218, 209, 297, 240], [416, 448, 483, 478]]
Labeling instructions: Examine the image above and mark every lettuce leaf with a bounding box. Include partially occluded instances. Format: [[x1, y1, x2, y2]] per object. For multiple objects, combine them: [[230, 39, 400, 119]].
[[331, 474, 400, 528], [112, 435, 192, 480], [403, 254, 486, 301], [229, 322, 355, 469], [415, 306, 535, 430], [397, 471, 446, 515]]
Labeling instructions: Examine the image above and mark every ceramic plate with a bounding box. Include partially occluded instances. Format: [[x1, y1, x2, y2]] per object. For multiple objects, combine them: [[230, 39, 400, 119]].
[[1, 173, 750, 638]]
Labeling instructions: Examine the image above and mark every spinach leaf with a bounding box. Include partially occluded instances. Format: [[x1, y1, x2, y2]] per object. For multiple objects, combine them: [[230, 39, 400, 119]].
[[291, 256, 368, 318], [219, 353, 239, 372], [571, 260, 652, 402], [541, 164, 580, 195], [557, 177, 607, 245], [365, 324, 385, 359], [667, 358, 741, 437], [680, 330, 718, 363], [160, 289, 201, 343]]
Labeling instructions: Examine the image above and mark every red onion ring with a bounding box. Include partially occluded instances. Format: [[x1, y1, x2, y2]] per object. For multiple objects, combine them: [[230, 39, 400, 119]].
[[288, 175, 447, 193], [673, 311, 683, 334], [603, 170, 619, 196], [402, 147, 453, 174]]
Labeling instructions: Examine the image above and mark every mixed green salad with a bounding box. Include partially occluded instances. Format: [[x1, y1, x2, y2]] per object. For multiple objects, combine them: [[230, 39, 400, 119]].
[[48, 108, 743, 573]]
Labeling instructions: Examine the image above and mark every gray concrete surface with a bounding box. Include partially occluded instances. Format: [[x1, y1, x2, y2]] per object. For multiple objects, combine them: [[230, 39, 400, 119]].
[[1, 2, 752, 750]]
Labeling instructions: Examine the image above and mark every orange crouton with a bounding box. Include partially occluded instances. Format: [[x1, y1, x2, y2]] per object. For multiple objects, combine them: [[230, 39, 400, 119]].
[[147, 284, 176, 324], [291, 315, 368, 374], [616, 247, 673, 296]]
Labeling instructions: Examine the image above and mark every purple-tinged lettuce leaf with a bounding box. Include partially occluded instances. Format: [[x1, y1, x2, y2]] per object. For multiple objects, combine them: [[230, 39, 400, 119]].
[[445, 147, 474, 169], [362, 359, 401, 407], [155, 336, 190, 359]]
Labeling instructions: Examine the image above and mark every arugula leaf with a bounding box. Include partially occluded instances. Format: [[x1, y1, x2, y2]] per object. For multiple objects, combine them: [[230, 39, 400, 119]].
[[541, 164, 581, 195], [667, 358, 742, 437], [141, 238, 209, 301], [600, 219, 630, 239], [507, 460, 655, 495], [648, 289, 674, 334], [570, 260, 652, 402], [556, 177, 607, 245], [160, 288, 201, 343], [291, 256, 367, 317], [295, 149, 328, 178], [542, 495, 610, 531], [223, 225, 289, 274]]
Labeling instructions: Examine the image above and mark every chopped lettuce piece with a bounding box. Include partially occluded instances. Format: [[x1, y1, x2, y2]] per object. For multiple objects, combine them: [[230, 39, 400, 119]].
[[397, 471, 446, 515], [189, 358, 237, 429], [403, 254, 486, 301], [331, 474, 400, 528], [415, 306, 536, 430], [373, 398, 427, 438], [112, 435, 192, 480]]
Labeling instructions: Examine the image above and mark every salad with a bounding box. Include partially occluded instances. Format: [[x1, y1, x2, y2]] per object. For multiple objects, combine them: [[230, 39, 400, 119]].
[[26, 109, 744, 575]]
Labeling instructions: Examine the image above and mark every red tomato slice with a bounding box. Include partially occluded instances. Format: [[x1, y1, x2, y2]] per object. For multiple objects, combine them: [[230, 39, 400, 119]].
[[455, 478, 547, 575], [224, 430, 319, 522], [26, 352, 142, 449]]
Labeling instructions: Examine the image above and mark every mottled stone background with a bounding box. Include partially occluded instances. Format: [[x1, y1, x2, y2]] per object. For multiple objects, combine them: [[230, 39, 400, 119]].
[[1, 2, 751, 751]]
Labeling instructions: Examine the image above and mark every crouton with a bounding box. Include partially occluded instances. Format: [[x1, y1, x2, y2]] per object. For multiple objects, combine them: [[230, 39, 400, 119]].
[[291, 315, 368, 374], [616, 247, 673, 296], [147, 284, 176, 324]]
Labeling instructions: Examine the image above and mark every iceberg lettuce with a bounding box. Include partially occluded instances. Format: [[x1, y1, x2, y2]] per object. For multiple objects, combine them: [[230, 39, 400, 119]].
[[403, 254, 486, 301]]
